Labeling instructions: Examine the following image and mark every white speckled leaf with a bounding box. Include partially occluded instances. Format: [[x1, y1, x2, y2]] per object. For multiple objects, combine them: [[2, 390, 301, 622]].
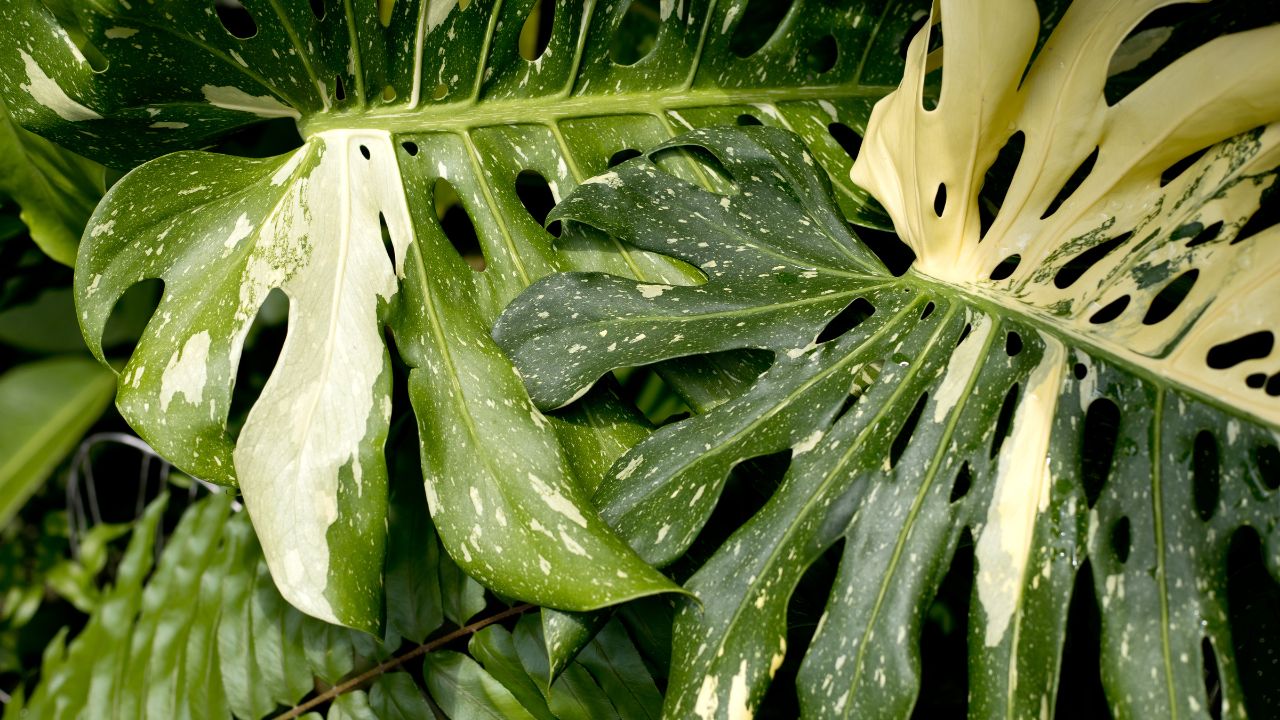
[[494, 3, 1280, 715], [7, 0, 935, 632]]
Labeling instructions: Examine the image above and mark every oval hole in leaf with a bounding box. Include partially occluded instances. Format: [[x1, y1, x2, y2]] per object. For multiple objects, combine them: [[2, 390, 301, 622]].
[[806, 34, 838, 73], [359, 144, 371, 160], [1267, 373, 1280, 397], [515, 170, 560, 238], [611, 0, 661, 66], [1256, 443, 1280, 491], [989, 254, 1020, 280], [401, 141, 419, 156], [815, 297, 874, 344], [228, 288, 289, 440], [688, 450, 792, 555], [914, 528, 972, 715], [979, 131, 1025, 239], [519, 0, 555, 61], [1088, 294, 1129, 324], [729, 0, 793, 58], [1005, 331, 1022, 356], [1205, 331, 1273, 370], [1227, 527, 1280, 716], [1081, 397, 1120, 508], [1040, 147, 1099, 220], [309, 0, 325, 19], [434, 178, 484, 271], [1192, 430, 1219, 521], [1142, 268, 1198, 325], [1073, 362, 1087, 380], [1110, 517, 1131, 563], [335, 74, 347, 101], [608, 148, 641, 167], [103, 278, 164, 351], [1201, 637, 1223, 720], [1246, 372, 1266, 389], [933, 183, 946, 217], [766, 538, 845, 714], [955, 322, 972, 347], [827, 122, 862, 161], [920, 301, 936, 320], [1052, 233, 1129, 289], [889, 392, 929, 469], [214, 0, 257, 38], [989, 383, 1020, 459], [1055, 560, 1110, 717], [1174, 220, 1222, 248], [1231, 187, 1280, 245], [736, 114, 763, 126], [1159, 145, 1209, 187], [378, 212, 395, 269], [949, 461, 971, 503]]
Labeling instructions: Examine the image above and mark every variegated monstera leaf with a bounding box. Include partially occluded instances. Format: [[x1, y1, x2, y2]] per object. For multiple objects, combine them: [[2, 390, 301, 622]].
[[0, 0, 931, 631], [495, 0, 1280, 716]]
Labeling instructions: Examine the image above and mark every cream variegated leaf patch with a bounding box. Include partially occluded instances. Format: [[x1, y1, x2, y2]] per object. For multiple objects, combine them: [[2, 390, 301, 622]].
[[495, 2, 1280, 716], [6, 0, 935, 633], [77, 131, 412, 628]]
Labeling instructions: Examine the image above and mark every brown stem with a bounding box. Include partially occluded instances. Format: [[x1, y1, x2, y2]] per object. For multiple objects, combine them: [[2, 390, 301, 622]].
[[274, 603, 535, 719]]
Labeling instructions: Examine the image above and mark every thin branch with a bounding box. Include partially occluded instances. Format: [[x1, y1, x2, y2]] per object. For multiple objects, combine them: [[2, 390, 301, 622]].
[[273, 603, 536, 719]]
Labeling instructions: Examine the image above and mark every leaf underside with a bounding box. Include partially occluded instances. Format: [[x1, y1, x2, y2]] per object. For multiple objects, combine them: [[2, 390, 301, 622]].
[[0, 0, 931, 630], [493, 2, 1280, 716]]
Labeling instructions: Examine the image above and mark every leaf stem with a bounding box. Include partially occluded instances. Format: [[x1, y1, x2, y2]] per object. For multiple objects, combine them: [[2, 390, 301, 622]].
[[273, 603, 535, 718]]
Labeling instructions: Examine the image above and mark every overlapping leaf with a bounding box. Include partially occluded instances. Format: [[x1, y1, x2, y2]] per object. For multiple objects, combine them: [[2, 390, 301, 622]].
[[0, 0, 935, 630], [493, 3, 1280, 716]]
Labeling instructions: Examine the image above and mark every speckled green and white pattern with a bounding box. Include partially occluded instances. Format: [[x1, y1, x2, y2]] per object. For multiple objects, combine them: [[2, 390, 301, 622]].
[[0, 0, 932, 634], [495, 16, 1280, 711]]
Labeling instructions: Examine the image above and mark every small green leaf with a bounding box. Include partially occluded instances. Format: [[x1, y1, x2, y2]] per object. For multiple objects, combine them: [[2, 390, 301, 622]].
[[424, 650, 539, 720]]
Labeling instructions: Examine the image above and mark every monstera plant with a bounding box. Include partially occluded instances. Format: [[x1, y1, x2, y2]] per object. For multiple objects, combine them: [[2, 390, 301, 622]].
[[0, 0, 1277, 717]]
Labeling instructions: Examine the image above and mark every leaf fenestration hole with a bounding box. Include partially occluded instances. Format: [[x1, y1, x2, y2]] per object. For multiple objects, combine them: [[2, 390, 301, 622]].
[[611, 0, 661, 66], [956, 322, 972, 347], [989, 254, 1020, 281], [102, 278, 164, 351], [914, 529, 972, 716], [827, 122, 862, 161], [1110, 517, 1131, 563], [401, 141, 418, 156], [608, 148, 642, 167], [1088, 295, 1130, 324], [1205, 331, 1274, 370], [1227, 527, 1280, 717], [989, 383, 1020, 459], [1232, 189, 1280, 246], [1177, 220, 1223, 248], [1246, 373, 1266, 389], [932, 183, 947, 217], [898, 14, 928, 59], [309, 0, 325, 19], [1142, 269, 1198, 325], [1005, 331, 1022, 356], [519, 0, 555, 61], [1081, 397, 1120, 508], [979, 131, 1025, 239], [1055, 561, 1110, 718], [816, 297, 875, 344], [1192, 430, 1219, 521], [949, 462, 971, 503], [1040, 147, 1099, 219], [434, 178, 484, 272], [729, 0, 793, 58], [378, 212, 395, 269], [1257, 444, 1280, 491], [920, 301, 936, 320], [1053, 233, 1130, 289], [359, 144, 370, 160], [736, 113, 763, 126], [335, 74, 347, 101], [1159, 146, 1209, 187], [1073, 362, 1087, 380], [889, 392, 929, 469], [214, 0, 257, 38], [806, 34, 838, 73], [1267, 373, 1280, 397], [515, 170, 557, 237], [228, 288, 289, 440]]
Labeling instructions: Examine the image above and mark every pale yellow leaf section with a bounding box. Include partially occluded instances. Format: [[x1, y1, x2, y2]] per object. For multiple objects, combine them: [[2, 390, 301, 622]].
[[852, 0, 1280, 424]]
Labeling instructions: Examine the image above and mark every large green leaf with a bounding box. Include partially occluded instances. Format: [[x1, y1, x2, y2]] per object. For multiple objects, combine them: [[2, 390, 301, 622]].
[[0, 0, 932, 629], [493, 4, 1280, 716], [0, 357, 114, 527]]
